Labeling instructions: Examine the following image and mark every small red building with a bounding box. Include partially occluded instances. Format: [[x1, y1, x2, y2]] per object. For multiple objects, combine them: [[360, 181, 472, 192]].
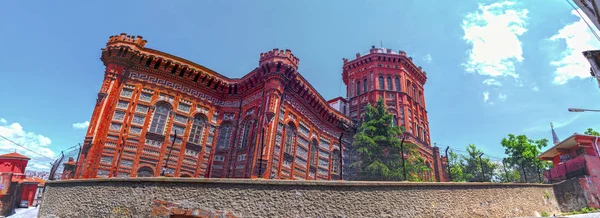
[[539, 133, 600, 209], [18, 178, 39, 208], [0, 151, 44, 214], [61, 157, 76, 180], [0, 152, 30, 182]]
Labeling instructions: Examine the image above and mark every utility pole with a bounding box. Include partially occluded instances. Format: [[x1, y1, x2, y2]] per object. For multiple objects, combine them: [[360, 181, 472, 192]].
[[257, 126, 265, 178], [400, 134, 407, 181], [113, 134, 126, 178], [445, 146, 451, 181], [338, 133, 344, 180], [535, 164, 542, 183], [521, 160, 528, 183], [161, 130, 178, 176], [74, 143, 82, 178], [478, 153, 485, 182], [502, 158, 509, 182]]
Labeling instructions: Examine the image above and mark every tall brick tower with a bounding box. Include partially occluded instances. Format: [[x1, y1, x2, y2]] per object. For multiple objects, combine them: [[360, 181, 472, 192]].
[[342, 46, 445, 181]]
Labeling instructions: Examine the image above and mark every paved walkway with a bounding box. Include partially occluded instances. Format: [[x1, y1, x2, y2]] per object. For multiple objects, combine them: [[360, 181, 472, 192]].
[[559, 212, 600, 217], [6, 207, 39, 218]]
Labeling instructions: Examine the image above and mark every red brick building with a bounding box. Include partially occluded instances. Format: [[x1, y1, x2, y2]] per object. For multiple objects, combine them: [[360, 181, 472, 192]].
[[76, 33, 354, 180], [342, 46, 446, 182], [75, 33, 447, 182]]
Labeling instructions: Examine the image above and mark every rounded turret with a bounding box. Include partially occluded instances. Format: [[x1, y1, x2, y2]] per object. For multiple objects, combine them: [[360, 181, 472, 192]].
[[259, 48, 299, 69], [107, 33, 147, 48]]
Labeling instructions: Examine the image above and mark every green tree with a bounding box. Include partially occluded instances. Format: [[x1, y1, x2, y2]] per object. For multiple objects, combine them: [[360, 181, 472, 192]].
[[403, 142, 432, 181], [494, 163, 520, 183], [447, 150, 467, 182], [584, 128, 600, 136], [446, 145, 497, 182], [500, 134, 551, 183], [461, 144, 497, 182], [351, 97, 427, 181]]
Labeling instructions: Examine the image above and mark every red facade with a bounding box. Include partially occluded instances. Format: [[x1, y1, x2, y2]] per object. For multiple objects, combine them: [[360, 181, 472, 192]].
[[76, 33, 353, 180], [0, 152, 30, 182], [0, 152, 43, 208], [342, 46, 446, 181], [540, 134, 600, 181], [539, 134, 600, 208]]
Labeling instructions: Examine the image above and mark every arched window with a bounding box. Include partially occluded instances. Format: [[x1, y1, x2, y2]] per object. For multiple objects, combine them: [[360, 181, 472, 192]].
[[393, 116, 398, 126], [387, 77, 393, 90], [350, 81, 354, 97], [240, 120, 255, 148], [395, 77, 401, 92], [311, 140, 319, 169], [284, 124, 296, 155], [378, 76, 384, 90], [406, 80, 412, 96], [217, 123, 233, 150], [356, 81, 361, 95], [137, 166, 154, 177], [149, 102, 171, 134], [363, 79, 367, 93], [188, 115, 207, 144], [332, 149, 341, 175]]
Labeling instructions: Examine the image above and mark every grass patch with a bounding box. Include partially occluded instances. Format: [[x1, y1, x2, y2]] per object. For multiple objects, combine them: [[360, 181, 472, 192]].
[[562, 207, 599, 215], [544, 191, 551, 200]]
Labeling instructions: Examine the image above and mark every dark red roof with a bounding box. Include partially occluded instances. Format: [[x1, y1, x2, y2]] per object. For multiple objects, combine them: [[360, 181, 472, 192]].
[[0, 152, 30, 160]]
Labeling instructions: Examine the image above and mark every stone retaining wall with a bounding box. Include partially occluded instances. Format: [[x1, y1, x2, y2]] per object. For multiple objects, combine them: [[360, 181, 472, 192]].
[[39, 178, 560, 218]]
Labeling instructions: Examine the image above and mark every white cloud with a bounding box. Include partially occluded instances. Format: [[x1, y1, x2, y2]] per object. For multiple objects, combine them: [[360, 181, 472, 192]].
[[462, 1, 528, 81], [524, 115, 581, 132], [0, 118, 56, 171], [515, 79, 524, 87], [72, 121, 90, 130], [483, 91, 490, 103], [482, 78, 502, 86], [532, 85, 539, 92], [498, 93, 507, 100], [549, 9, 600, 85], [423, 54, 432, 64]]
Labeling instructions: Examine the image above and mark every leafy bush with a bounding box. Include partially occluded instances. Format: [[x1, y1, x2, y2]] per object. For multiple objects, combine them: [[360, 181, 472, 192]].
[[580, 207, 596, 213]]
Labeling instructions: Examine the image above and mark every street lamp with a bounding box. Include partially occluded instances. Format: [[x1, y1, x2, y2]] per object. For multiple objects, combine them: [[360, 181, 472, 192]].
[[161, 130, 178, 176], [568, 108, 600, 112]]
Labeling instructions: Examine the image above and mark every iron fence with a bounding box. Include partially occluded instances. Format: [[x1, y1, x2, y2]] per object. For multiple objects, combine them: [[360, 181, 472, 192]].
[[48, 145, 81, 181]]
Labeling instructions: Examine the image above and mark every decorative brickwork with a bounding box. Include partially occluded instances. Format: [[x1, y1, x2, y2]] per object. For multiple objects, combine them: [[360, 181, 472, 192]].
[[76, 33, 353, 180], [342, 46, 446, 181]]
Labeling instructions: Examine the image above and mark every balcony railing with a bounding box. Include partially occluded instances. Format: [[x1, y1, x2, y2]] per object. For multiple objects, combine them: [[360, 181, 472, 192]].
[[544, 155, 600, 183]]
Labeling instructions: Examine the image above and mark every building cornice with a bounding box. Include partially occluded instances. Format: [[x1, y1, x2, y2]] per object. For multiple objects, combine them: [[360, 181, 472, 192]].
[[101, 33, 352, 129]]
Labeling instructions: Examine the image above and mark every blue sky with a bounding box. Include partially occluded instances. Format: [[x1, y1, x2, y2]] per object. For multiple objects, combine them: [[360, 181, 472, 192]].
[[1, 0, 600, 170]]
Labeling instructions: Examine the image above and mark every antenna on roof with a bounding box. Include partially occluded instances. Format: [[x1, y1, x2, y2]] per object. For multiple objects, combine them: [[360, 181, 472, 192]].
[[380, 40, 383, 48], [551, 122, 560, 145]]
